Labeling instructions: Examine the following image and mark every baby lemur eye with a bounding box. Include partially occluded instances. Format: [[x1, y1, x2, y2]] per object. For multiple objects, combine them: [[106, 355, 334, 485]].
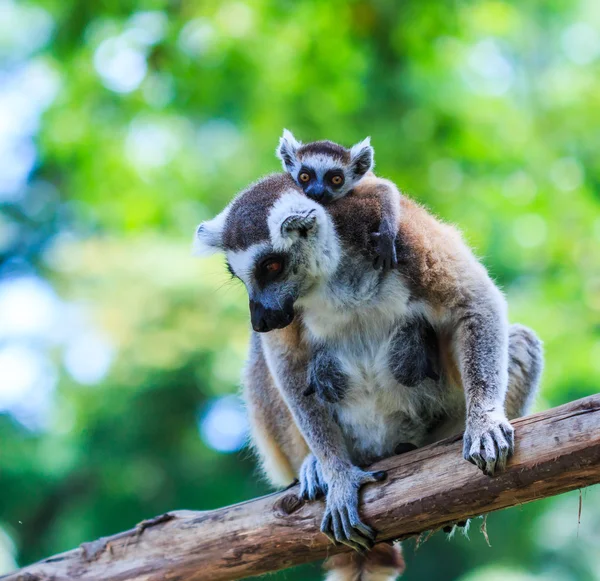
[[299, 172, 311, 183], [331, 175, 344, 186]]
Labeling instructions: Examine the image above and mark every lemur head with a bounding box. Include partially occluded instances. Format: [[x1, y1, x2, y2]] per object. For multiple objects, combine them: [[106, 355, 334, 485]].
[[194, 174, 341, 333], [276, 130, 374, 204]]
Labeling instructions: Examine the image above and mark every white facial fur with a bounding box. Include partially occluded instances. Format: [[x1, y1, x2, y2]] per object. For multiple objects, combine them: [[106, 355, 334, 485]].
[[192, 205, 231, 256], [226, 242, 270, 286]]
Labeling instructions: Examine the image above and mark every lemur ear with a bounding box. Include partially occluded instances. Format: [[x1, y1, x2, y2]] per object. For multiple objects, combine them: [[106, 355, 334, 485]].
[[349, 136, 374, 178], [193, 211, 228, 256], [276, 129, 302, 172]]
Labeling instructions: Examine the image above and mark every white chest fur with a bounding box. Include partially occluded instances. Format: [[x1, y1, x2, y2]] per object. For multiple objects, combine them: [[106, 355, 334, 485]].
[[299, 269, 451, 465]]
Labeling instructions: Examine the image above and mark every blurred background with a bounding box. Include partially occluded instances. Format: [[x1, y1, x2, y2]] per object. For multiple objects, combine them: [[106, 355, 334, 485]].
[[0, 0, 599, 579]]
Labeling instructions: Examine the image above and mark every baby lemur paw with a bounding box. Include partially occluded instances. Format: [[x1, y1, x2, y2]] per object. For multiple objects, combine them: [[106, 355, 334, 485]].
[[305, 348, 348, 403], [321, 467, 386, 552], [463, 411, 514, 476], [299, 454, 327, 500], [371, 230, 398, 271]]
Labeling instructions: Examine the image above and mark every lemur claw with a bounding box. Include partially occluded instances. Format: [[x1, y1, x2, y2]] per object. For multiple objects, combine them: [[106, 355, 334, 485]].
[[463, 413, 514, 476]]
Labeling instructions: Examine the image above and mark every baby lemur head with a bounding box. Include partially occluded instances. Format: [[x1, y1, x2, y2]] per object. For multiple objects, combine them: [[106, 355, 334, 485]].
[[276, 129, 374, 204], [194, 174, 341, 333]]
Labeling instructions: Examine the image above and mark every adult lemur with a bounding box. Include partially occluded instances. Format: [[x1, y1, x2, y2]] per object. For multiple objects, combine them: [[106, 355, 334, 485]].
[[194, 173, 543, 581]]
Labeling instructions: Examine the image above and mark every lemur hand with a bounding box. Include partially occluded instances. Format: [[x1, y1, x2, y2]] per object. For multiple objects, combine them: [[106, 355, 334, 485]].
[[371, 229, 398, 271], [299, 454, 328, 500], [463, 409, 514, 476], [321, 466, 386, 552]]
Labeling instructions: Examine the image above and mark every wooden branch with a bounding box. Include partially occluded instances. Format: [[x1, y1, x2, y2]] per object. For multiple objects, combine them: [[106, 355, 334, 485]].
[[5, 394, 600, 581]]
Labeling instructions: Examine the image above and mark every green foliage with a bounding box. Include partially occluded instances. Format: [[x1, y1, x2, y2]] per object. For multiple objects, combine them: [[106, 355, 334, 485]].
[[0, 0, 599, 580]]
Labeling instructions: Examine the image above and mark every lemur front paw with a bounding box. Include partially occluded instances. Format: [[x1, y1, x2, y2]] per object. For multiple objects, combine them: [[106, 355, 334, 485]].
[[305, 349, 348, 403], [371, 230, 398, 271], [321, 467, 386, 552], [299, 454, 327, 500], [463, 411, 514, 476]]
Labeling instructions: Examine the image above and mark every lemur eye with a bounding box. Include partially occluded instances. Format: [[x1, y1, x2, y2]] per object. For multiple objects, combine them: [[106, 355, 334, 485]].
[[331, 175, 344, 186], [299, 172, 311, 183], [265, 260, 282, 273]]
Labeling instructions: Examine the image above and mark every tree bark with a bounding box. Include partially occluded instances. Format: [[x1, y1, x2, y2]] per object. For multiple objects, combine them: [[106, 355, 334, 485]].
[[4, 394, 600, 581]]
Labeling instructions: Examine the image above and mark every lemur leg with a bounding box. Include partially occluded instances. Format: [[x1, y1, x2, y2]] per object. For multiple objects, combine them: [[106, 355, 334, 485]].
[[388, 317, 440, 388], [262, 325, 386, 552], [244, 334, 309, 488], [304, 343, 349, 403], [453, 286, 515, 477], [324, 542, 405, 581], [372, 181, 401, 271], [504, 324, 543, 420], [299, 453, 328, 500]]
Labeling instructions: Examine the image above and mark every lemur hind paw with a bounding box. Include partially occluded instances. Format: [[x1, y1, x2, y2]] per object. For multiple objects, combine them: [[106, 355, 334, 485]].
[[463, 412, 514, 476], [371, 230, 399, 271], [321, 468, 386, 552], [299, 454, 327, 501]]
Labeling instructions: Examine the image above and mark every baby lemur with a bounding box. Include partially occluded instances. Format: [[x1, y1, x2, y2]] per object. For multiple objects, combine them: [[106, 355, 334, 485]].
[[277, 131, 439, 401], [195, 173, 543, 581], [277, 130, 399, 271]]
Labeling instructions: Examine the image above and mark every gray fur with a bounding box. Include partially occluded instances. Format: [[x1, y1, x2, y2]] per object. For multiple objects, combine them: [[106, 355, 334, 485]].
[[194, 173, 544, 559]]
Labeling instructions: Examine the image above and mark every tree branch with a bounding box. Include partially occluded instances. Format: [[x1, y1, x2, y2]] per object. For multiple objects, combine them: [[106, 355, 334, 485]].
[[4, 394, 600, 581]]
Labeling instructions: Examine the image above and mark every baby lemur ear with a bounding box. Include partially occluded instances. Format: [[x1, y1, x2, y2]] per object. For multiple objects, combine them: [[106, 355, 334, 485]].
[[276, 129, 302, 172], [192, 210, 228, 256], [349, 136, 374, 178]]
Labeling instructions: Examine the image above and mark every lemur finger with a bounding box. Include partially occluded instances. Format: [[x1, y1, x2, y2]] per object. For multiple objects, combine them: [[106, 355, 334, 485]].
[[500, 423, 515, 454], [364, 470, 387, 483], [468, 441, 485, 471], [462, 434, 474, 463], [347, 510, 377, 541], [340, 510, 374, 551], [331, 511, 349, 548], [491, 427, 511, 472], [480, 434, 498, 476], [320, 512, 339, 546]]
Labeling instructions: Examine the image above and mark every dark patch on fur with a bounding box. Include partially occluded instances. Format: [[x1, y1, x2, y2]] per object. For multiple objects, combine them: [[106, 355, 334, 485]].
[[306, 345, 349, 403], [297, 140, 350, 164], [389, 317, 440, 387], [222, 173, 299, 251]]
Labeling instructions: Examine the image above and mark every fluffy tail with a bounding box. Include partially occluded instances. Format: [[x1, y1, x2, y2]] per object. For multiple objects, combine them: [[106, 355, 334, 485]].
[[324, 543, 405, 581], [505, 324, 544, 420]]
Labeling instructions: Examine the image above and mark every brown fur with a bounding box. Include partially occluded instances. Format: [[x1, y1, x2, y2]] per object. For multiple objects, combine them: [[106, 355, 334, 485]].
[[223, 173, 297, 251], [324, 543, 405, 581]]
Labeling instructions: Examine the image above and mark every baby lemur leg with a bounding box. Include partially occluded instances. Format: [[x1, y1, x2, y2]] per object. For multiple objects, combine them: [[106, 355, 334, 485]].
[[304, 343, 349, 403], [505, 324, 543, 419], [371, 181, 401, 271], [388, 317, 440, 387]]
